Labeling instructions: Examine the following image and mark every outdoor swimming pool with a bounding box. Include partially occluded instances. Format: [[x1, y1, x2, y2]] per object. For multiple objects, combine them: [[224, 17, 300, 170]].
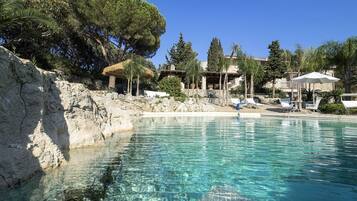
[[2, 117, 357, 201]]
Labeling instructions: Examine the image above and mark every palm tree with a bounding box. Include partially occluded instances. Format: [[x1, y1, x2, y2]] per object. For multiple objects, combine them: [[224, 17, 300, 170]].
[[235, 46, 249, 100], [217, 57, 224, 96], [134, 65, 145, 96], [317, 37, 357, 93], [235, 46, 264, 100], [247, 57, 263, 98], [222, 44, 239, 105], [124, 56, 146, 96], [123, 61, 135, 95], [185, 59, 202, 96], [289, 45, 322, 109], [0, 0, 54, 30], [221, 58, 230, 105]]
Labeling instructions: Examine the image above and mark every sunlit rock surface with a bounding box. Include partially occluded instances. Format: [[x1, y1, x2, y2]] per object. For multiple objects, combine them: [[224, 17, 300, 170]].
[[0, 46, 135, 188]]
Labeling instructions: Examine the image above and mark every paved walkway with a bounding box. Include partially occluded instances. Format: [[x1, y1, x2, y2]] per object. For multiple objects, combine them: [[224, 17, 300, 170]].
[[144, 103, 357, 122]]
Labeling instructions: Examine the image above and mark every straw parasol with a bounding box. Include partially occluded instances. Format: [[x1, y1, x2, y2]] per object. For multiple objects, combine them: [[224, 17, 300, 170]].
[[102, 59, 154, 89], [102, 59, 154, 78]]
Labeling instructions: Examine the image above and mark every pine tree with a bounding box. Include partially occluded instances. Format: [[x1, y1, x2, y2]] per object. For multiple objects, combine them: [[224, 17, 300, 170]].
[[166, 33, 197, 70], [266, 40, 286, 98], [207, 37, 224, 72]]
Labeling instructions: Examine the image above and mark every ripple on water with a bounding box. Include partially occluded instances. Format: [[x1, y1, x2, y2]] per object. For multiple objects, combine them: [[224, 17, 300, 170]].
[[1, 117, 357, 201]]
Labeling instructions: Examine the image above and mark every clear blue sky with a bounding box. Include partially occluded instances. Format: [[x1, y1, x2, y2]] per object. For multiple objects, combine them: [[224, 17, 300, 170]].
[[148, 0, 357, 67]]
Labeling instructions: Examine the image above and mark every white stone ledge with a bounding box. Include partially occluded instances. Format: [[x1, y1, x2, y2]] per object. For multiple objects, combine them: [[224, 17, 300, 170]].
[[142, 112, 239, 118]]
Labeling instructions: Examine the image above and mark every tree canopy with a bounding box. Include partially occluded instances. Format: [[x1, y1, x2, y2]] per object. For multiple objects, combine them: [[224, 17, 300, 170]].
[[266, 41, 286, 80], [165, 33, 197, 70], [316, 37, 357, 92], [207, 37, 224, 72], [0, 0, 166, 77], [265, 40, 286, 97]]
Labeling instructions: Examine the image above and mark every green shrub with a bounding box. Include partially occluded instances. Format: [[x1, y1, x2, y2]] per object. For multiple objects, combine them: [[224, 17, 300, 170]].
[[320, 89, 344, 104], [319, 103, 346, 115], [159, 76, 187, 101], [174, 94, 187, 102], [230, 86, 244, 97]]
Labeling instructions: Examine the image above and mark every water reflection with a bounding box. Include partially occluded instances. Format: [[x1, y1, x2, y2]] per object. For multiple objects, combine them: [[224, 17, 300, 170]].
[[1, 117, 357, 201], [0, 132, 133, 201]]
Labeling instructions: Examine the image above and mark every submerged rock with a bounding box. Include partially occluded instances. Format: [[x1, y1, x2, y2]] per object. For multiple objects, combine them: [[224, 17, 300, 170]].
[[201, 186, 249, 201]]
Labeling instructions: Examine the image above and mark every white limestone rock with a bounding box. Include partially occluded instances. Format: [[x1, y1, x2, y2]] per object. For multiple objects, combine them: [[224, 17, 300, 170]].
[[0, 46, 135, 188]]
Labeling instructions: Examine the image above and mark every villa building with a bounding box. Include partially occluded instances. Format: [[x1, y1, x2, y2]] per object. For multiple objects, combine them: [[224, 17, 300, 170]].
[[158, 56, 335, 98]]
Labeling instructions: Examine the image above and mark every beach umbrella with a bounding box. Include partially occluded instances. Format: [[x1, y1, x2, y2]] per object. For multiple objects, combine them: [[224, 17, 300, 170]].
[[292, 72, 340, 104]]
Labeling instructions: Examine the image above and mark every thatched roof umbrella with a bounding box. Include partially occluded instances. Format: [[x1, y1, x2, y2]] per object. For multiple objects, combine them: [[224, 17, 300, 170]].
[[102, 59, 154, 89]]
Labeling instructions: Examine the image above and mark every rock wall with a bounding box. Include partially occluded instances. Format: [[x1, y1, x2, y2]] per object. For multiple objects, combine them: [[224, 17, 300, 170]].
[[0, 47, 135, 188], [146, 97, 216, 112]]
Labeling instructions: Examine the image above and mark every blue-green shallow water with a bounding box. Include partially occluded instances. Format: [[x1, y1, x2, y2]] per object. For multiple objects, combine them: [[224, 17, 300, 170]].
[[1, 117, 357, 201]]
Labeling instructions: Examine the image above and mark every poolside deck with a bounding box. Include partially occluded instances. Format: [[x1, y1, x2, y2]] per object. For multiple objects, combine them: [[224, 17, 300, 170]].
[[143, 104, 357, 122]]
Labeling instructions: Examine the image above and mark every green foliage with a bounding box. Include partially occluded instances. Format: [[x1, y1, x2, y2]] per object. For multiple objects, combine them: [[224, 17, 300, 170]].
[[320, 89, 344, 104], [265, 40, 287, 82], [291, 45, 304, 72], [0, 0, 166, 77], [284, 45, 321, 73], [185, 59, 203, 88], [230, 86, 244, 97], [207, 37, 224, 72], [124, 56, 145, 80], [264, 88, 287, 98], [159, 76, 186, 100], [236, 47, 263, 78], [173, 94, 187, 102], [165, 33, 197, 70], [317, 37, 357, 93], [140, 59, 159, 91], [0, 0, 54, 30], [319, 103, 346, 115]]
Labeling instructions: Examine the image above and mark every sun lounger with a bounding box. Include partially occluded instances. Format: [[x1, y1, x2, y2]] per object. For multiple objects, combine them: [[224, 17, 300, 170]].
[[230, 98, 260, 110], [144, 90, 169, 98], [341, 94, 357, 113], [280, 99, 294, 112], [342, 100, 357, 109], [240, 98, 261, 108]]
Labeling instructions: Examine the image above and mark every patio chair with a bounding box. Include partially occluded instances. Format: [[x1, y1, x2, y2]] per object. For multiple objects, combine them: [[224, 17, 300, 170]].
[[305, 96, 322, 112]]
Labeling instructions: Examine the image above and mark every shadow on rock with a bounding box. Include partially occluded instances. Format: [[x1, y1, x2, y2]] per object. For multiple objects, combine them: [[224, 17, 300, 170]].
[[0, 47, 70, 191]]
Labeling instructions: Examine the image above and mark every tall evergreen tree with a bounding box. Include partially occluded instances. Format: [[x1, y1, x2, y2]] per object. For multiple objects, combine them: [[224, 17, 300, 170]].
[[207, 37, 224, 72], [165, 33, 197, 70], [266, 40, 286, 98]]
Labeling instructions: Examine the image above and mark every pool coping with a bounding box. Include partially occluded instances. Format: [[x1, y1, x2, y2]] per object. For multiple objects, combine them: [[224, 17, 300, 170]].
[[142, 112, 357, 122], [142, 112, 239, 117]]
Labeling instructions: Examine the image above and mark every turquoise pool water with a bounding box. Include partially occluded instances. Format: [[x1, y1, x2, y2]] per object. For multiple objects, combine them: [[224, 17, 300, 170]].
[[2, 117, 357, 201]]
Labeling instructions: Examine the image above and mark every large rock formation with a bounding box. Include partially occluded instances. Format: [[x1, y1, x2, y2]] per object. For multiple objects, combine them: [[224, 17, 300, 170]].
[[0, 47, 135, 188], [0, 46, 218, 188]]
